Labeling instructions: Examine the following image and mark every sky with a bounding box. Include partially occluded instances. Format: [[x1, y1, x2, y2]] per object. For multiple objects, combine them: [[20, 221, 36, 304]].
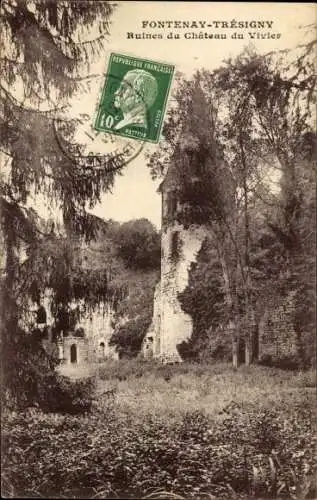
[[82, 1, 314, 229]]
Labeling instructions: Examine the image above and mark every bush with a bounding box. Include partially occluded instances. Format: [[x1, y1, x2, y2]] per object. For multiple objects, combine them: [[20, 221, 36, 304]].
[[1, 329, 58, 410], [1, 329, 95, 415], [1, 402, 316, 499], [259, 354, 302, 371], [111, 314, 152, 359], [177, 325, 232, 362], [38, 374, 95, 414], [74, 327, 86, 338], [98, 357, 157, 381], [97, 358, 213, 382]]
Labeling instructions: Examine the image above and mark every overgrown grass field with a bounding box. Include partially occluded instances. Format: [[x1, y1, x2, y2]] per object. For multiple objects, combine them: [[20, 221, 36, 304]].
[[2, 361, 316, 499]]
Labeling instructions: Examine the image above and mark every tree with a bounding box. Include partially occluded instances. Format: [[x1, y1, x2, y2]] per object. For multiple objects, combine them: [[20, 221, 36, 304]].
[[0, 0, 126, 246], [148, 70, 244, 363], [109, 269, 159, 358], [214, 42, 316, 366], [108, 219, 161, 358], [114, 218, 161, 270], [178, 238, 227, 360], [147, 38, 316, 367], [0, 0, 133, 404]]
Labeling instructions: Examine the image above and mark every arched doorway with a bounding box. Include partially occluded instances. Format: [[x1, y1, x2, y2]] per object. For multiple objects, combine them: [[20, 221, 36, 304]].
[[70, 344, 77, 363], [99, 342, 105, 359], [144, 336, 154, 358]]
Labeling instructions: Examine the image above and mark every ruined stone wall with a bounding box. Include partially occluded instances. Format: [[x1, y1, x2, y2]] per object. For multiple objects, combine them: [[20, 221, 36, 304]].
[[62, 336, 90, 365], [37, 295, 118, 363], [143, 220, 207, 362], [144, 159, 301, 364], [142, 281, 161, 358], [258, 291, 298, 364], [159, 223, 207, 361], [77, 304, 118, 361], [144, 219, 299, 365]]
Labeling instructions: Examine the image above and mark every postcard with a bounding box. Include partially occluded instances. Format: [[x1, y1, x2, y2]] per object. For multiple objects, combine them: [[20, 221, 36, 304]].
[[1, 2, 316, 499]]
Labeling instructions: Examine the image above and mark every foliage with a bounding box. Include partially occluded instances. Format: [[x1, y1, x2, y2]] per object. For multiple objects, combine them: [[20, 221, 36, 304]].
[[148, 38, 316, 366], [74, 327, 86, 338], [214, 45, 316, 345], [114, 218, 161, 270], [12, 217, 160, 359], [35, 234, 125, 316], [97, 357, 159, 381], [178, 326, 233, 363], [1, 0, 118, 240], [1, 326, 95, 414], [177, 238, 227, 360], [2, 383, 315, 499], [0, 0, 119, 406], [38, 374, 95, 414], [96, 357, 218, 382], [96, 358, 316, 391], [110, 269, 160, 358], [49, 218, 161, 355], [111, 314, 153, 359], [1, 327, 58, 410], [58, 218, 161, 358]]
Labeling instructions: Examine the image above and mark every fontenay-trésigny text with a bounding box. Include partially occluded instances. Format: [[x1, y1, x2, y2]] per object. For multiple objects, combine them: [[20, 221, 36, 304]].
[[141, 20, 275, 29]]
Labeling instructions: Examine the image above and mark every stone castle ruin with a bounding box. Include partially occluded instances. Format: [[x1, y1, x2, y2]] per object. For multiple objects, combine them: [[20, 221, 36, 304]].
[[29, 293, 118, 365], [142, 163, 299, 365], [25, 159, 298, 367], [142, 163, 208, 362]]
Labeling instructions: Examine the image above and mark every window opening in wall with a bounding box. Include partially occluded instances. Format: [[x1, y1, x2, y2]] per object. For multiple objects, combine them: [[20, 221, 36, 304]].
[[170, 231, 180, 260], [99, 342, 105, 358], [167, 192, 177, 217], [70, 344, 77, 363], [36, 304, 47, 324]]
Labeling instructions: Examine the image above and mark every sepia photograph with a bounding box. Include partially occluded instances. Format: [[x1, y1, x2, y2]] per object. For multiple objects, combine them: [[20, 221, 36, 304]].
[[1, 1, 316, 499]]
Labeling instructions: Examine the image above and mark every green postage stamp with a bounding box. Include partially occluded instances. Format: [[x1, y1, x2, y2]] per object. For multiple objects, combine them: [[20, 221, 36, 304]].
[[94, 53, 175, 143]]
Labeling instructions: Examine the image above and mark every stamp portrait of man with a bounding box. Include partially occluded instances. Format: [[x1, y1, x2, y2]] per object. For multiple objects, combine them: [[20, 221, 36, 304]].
[[113, 69, 158, 131]]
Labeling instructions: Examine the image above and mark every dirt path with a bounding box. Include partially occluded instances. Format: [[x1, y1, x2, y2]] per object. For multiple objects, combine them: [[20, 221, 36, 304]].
[[57, 362, 101, 380]]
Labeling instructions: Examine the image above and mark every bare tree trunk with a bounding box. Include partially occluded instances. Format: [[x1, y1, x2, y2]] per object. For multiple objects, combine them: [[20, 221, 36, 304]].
[[232, 329, 239, 369], [245, 340, 251, 366], [239, 132, 256, 366], [216, 240, 239, 368]]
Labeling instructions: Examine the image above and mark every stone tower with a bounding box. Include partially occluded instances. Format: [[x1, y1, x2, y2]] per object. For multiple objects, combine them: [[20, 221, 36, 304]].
[[142, 163, 207, 362]]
